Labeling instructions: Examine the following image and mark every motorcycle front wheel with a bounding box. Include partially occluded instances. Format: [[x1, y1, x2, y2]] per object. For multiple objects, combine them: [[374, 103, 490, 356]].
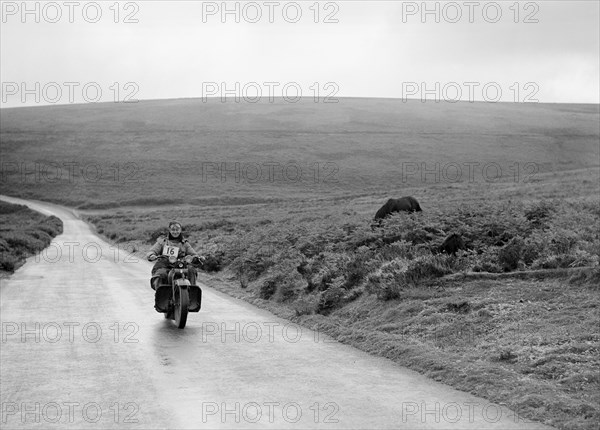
[[174, 286, 189, 329]]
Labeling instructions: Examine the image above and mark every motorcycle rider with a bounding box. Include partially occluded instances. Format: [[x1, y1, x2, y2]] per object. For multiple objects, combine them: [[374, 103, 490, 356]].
[[147, 221, 201, 289]]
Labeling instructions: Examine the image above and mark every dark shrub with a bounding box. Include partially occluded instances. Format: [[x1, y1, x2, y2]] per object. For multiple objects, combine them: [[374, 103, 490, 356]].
[[472, 247, 503, 273], [525, 201, 554, 227], [0, 202, 26, 215], [5, 233, 44, 251], [438, 233, 465, 255], [366, 273, 402, 301], [258, 269, 305, 302], [23, 229, 52, 243], [202, 253, 222, 272], [498, 237, 524, 271], [296, 260, 309, 276], [0, 254, 18, 271], [521, 239, 540, 265], [317, 276, 345, 313], [258, 275, 277, 299], [344, 253, 370, 289], [309, 268, 334, 292], [38, 218, 62, 236], [232, 255, 273, 285], [365, 260, 409, 301], [292, 295, 319, 316], [549, 231, 578, 255], [274, 275, 305, 303]]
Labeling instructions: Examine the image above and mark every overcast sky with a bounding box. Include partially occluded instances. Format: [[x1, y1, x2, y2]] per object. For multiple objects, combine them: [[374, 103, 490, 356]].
[[1, 1, 599, 107]]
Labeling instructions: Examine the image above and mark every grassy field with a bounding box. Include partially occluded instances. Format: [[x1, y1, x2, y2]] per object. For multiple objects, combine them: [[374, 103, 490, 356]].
[[1, 97, 599, 429], [0, 201, 63, 275], [1, 98, 598, 207]]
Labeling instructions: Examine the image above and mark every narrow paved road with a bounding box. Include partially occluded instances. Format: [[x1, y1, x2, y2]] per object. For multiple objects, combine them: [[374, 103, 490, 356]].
[[0, 196, 552, 429]]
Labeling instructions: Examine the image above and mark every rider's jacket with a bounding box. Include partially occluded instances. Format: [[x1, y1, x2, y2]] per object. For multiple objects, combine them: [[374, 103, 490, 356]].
[[147, 235, 199, 262]]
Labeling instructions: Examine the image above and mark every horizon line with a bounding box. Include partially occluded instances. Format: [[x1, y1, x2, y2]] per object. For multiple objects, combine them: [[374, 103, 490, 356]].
[[1, 95, 600, 110]]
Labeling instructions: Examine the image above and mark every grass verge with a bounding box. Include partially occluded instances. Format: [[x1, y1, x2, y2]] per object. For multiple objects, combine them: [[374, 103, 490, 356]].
[[0, 201, 63, 276]]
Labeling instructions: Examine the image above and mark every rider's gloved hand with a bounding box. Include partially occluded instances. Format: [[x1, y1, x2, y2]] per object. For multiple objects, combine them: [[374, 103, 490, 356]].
[[148, 254, 158, 261], [184, 255, 194, 263], [191, 256, 205, 265]]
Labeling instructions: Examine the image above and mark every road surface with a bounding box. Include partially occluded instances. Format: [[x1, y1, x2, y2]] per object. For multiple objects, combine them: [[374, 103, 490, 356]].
[[0, 195, 552, 429]]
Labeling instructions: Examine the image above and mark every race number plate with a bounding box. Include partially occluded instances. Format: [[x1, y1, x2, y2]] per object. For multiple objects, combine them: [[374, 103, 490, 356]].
[[162, 245, 180, 257]]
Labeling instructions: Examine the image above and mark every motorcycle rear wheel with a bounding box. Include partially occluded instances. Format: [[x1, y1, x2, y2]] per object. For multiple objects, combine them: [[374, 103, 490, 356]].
[[174, 286, 189, 329]]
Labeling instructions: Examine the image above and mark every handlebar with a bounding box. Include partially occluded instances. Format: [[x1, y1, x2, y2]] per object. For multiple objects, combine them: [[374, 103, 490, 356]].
[[153, 254, 205, 267]]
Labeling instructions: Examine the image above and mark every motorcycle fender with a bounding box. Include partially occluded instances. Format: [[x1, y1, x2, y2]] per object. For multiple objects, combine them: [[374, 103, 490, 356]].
[[188, 285, 202, 312], [174, 279, 190, 289]]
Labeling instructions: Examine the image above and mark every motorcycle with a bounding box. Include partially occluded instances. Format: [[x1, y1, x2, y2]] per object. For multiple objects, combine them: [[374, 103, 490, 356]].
[[151, 255, 204, 329]]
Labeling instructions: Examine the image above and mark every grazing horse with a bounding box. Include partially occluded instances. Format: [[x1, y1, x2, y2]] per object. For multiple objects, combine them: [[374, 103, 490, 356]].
[[374, 196, 422, 221]]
